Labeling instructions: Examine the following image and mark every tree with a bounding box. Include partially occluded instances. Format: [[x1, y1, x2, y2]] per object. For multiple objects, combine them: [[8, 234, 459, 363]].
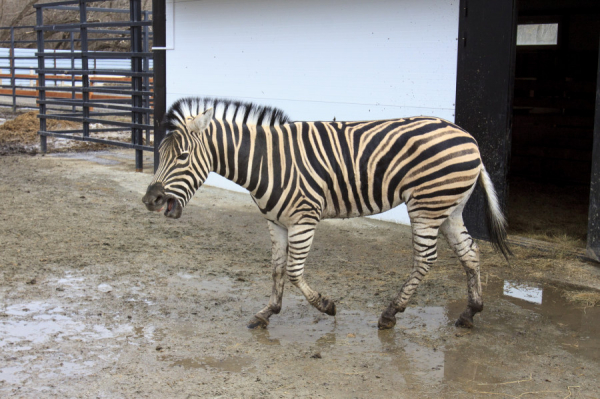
[[0, 0, 152, 51]]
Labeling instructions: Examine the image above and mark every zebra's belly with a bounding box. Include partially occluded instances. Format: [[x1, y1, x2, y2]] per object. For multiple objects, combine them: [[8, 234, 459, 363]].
[[320, 201, 403, 220]]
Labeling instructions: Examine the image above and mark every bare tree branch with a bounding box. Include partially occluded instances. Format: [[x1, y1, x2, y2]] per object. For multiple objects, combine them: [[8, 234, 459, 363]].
[[0, 0, 152, 50]]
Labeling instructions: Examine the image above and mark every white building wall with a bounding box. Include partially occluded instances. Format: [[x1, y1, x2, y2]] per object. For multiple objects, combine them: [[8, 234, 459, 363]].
[[166, 0, 460, 225]]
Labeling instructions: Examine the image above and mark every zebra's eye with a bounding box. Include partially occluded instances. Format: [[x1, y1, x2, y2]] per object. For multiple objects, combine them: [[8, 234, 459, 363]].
[[177, 152, 189, 161]]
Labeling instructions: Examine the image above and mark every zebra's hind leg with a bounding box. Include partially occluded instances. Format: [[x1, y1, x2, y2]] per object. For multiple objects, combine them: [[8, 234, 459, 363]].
[[248, 221, 288, 329], [378, 220, 441, 330], [440, 212, 483, 328], [286, 224, 336, 316]]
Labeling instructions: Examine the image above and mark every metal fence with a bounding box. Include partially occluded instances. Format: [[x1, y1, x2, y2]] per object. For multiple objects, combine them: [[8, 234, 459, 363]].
[[0, 45, 154, 110], [0, 26, 39, 109], [35, 0, 153, 171]]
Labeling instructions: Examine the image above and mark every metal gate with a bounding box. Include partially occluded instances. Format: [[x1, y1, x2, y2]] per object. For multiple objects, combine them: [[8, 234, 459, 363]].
[[35, 0, 153, 171]]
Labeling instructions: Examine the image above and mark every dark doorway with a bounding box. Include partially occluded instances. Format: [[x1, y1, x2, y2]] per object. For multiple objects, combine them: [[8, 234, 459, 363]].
[[508, 0, 600, 247]]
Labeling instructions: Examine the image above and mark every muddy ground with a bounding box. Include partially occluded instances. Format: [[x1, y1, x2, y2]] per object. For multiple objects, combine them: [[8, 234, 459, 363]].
[[0, 108, 141, 157], [1, 150, 600, 398]]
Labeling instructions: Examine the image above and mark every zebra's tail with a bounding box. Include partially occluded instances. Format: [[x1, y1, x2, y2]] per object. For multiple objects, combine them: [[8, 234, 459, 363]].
[[479, 165, 512, 261]]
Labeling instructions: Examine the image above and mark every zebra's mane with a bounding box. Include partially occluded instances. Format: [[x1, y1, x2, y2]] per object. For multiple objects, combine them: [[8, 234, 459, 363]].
[[164, 97, 292, 133]]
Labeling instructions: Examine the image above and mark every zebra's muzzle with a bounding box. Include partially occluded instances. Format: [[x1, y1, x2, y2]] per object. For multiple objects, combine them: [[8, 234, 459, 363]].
[[142, 182, 167, 211], [142, 182, 184, 219]]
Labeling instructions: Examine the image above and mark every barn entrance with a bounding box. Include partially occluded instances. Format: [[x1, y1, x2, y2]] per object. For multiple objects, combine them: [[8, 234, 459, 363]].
[[507, 0, 600, 248]]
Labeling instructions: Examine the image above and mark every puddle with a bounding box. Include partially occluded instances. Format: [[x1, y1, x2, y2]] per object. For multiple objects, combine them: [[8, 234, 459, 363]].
[[0, 355, 98, 385], [0, 298, 133, 385], [490, 280, 600, 361], [132, 325, 166, 341], [3, 271, 597, 392], [160, 354, 254, 373], [0, 365, 28, 384], [156, 275, 599, 385], [36, 360, 96, 380], [503, 280, 543, 304], [440, 279, 600, 385], [0, 301, 134, 350], [1, 302, 84, 348], [250, 298, 448, 347], [170, 273, 234, 295], [245, 295, 450, 385], [56, 273, 85, 286], [52, 272, 91, 298], [239, 279, 600, 386]]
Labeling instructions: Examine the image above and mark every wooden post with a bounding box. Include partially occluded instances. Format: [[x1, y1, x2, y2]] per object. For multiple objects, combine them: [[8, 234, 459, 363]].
[[152, 0, 167, 173], [455, 0, 517, 240], [10, 28, 15, 112], [586, 37, 600, 262], [36, 6, 47, 153]]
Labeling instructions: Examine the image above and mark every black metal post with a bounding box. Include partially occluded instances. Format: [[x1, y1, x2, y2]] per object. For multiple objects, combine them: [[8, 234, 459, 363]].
[[152, 0, 166, 172], [587, 37, 600, 263], [10, 28, 16, 112], [142, 10, 151, 146], [70, 32, 76, 112], [36, 8, 47, 153], [131, 0, 144, 172], [79, 0, 90, 138]]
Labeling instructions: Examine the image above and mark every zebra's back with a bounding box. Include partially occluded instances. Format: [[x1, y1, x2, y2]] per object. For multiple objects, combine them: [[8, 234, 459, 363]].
[[286, 117, 482, 221]]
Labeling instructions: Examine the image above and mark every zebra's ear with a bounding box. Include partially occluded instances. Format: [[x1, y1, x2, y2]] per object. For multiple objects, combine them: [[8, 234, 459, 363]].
[[189, 108, 214, 133]]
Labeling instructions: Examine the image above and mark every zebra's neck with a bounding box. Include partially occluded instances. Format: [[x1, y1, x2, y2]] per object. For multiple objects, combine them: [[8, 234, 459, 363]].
[[208, 121, 277, 197]]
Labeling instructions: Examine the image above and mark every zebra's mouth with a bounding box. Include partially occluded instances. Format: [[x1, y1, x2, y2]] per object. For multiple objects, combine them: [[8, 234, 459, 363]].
[[164, 197, 182, 219], [142, 182, 183, 218]]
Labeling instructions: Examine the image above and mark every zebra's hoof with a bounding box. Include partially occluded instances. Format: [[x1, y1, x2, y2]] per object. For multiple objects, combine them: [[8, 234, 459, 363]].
[[247, 315, 269, 329], [322, 298, 336, 316], [455, 315, 474, 329], [378, 314, 396, 330]]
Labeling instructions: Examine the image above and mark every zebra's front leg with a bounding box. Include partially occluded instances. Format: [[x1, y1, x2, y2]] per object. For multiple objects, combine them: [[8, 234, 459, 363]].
[[248, 221, 288, 329], [286, 224, 336, 316], [378, 221, 440, 329]]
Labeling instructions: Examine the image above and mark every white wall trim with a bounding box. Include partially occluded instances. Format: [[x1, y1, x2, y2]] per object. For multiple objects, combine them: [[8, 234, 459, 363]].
[[164, 0, 175, 50]]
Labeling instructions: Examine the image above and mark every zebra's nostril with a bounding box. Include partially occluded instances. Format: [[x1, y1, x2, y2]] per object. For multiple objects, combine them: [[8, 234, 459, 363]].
[[154, 195, 163, 204]]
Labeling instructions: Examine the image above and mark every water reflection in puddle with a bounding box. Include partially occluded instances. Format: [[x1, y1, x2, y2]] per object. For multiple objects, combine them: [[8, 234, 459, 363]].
[[503, 281, 543, 304], [171, 273, 234, 295], [251, 301, 448, 347], [0, 297, 132, 384], [0, 301, 133, 350], [133, 325, 166, 341], [160, 354, 254, 373], [242, 279, 600, 386], [246, 296, 450, 385], [491, 280, 600, 361]]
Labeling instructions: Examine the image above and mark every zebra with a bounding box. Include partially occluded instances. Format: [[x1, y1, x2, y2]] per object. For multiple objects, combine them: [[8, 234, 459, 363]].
[[142, 97, 510, 330]]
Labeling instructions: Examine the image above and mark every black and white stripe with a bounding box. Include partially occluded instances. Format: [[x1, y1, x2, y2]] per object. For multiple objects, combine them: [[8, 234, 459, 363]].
[[145, 97, 510, 330]]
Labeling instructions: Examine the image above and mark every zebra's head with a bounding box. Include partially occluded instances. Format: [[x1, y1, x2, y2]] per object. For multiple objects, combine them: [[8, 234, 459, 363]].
[[142, 107, 215, 219], [143, 96, 291, 219]]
